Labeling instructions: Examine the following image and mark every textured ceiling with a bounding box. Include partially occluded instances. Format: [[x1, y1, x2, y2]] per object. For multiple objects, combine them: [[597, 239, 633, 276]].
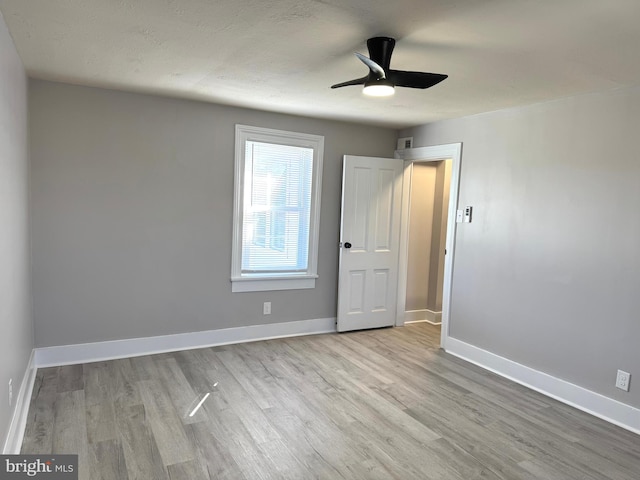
[[1, 0, 640, 128]]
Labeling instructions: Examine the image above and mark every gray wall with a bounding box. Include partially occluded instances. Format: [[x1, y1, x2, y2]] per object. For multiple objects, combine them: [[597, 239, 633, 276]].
[[0, 12, 32, 447], [29, 80, 397, 347], [401, 86, 640, 408]]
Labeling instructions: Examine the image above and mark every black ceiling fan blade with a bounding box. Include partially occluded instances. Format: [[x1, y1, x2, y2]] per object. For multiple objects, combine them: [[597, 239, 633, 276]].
[[388, 70, 448, 89], [354, 52, 385, 79], [331, 76, 368, 89]]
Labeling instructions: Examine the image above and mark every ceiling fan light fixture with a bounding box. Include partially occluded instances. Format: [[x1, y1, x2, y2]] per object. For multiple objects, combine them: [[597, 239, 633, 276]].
[[363, 80, 395, 97]]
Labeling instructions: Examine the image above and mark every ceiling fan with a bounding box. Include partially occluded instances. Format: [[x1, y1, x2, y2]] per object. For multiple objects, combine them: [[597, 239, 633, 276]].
[[331, 37, 448, 97]]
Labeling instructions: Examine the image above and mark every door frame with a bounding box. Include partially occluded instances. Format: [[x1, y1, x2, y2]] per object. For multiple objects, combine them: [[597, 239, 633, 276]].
[[394, 143, 462, 349]]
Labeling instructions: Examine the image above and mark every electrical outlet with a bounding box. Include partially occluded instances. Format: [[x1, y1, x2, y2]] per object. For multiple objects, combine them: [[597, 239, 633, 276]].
[[616, 370, 631, 392], [263, 302, 271, 315], [8, 378, 13, 407]]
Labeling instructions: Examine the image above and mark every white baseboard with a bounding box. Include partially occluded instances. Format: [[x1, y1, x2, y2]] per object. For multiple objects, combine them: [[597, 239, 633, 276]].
[[404, 309, 442, 325], [35, 317, 337, 368], [445, 337, 640, 435], [3, 350, 37, 454]]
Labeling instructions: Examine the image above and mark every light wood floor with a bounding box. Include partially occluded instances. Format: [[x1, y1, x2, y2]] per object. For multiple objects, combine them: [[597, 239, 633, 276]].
[[22, 323, 639, 479]]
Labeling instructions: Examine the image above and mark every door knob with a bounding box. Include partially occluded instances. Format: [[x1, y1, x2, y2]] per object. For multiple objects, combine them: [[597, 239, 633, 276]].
[[344, 242, 352, 249]]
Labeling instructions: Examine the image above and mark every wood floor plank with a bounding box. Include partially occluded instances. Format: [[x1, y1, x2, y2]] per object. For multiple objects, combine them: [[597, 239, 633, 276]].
[[229, 344, 378, 479], [255, 437, 316, 480], [129, 354, 162, 380], [211, 406, 284, 480], [216, 344, 281, 410], [83, 362, 112, 407], [172, 349, 220, 395], [405, 401, 534, 467], [185, 421, 248, 480], [137, 379, 195, 467], [344, 419, 458, 480], [56, 364, 84, 393], [20, 368, 57, 454], [155, 357, 208, 424], [51, 390, 90, 478], [86, 402, 117, 444], [305, 355, 443, 445], [166, 458, 209, 480], [111, 358, 142, 408], [114, 404, 170, 480], [283, 338, 443, 446], [260, 406, 357, 480], [20, 323, 640, 480], [88, 439, 130, 480], [212, 350, 283, 445], [426, 437, 503, 480], [538, 406, 640, 473]]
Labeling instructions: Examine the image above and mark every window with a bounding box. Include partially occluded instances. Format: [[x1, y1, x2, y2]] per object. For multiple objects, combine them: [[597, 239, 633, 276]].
[[231, 125, 324, 292]]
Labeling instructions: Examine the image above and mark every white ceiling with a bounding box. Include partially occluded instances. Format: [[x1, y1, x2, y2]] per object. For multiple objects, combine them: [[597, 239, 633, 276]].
[[1, 0, 640, 128]]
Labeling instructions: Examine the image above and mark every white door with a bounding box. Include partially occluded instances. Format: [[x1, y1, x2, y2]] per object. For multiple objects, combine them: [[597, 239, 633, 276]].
[[337, 155, 404, 332]]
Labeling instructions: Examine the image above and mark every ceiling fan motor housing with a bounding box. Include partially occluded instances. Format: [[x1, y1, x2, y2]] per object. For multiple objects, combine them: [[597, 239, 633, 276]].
[[367, 37, 396, 72]]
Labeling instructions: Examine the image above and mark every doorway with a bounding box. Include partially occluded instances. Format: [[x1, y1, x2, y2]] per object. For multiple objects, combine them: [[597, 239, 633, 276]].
[[404, 160, 451, 325], [395, 143, 462, 349]]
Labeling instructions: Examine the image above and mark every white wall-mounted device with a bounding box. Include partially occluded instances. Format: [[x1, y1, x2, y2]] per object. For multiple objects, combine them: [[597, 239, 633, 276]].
[[463, 206, 473, 223], [616, 370, 631, 391], [396, 137, 413, 150], [456, 206, 474, 223]]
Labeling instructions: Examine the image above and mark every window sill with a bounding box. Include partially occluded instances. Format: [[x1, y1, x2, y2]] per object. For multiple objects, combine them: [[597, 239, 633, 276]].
[[231, 275, 318, 293]]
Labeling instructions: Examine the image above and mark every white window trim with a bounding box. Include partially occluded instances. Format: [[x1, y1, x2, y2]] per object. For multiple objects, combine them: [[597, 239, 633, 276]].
[[231, 124, 324, 293]]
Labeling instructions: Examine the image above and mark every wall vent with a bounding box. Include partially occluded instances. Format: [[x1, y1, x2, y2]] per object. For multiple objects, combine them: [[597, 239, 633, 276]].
[[397, 137, 413, 150]]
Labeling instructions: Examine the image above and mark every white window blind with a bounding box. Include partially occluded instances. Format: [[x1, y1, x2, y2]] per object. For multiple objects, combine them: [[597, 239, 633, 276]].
[[242, 141, 313, 274]]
